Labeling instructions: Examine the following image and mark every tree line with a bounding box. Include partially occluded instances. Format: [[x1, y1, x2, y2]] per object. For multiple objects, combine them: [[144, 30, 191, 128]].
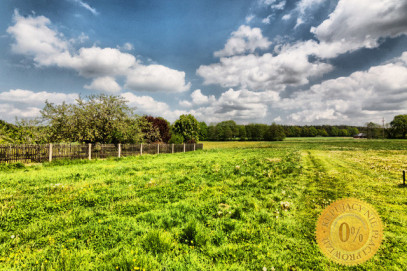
[[0, 95, 201, 144], [202, 121, 361, 141], [200, 117, 407, 141], [1, 94, 407, 144]]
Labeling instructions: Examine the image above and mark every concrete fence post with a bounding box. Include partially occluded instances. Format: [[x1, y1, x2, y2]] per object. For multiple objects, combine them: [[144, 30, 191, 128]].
[[183, 143, 185, 153], [157, 144, 160, 154], [172, 144, 174, 153], [88, 143, 92, 160], [193, 143, 196, 151], [49, 143, 53, 162], [140, 143, 143, 155], [118, 143, 121, 158]]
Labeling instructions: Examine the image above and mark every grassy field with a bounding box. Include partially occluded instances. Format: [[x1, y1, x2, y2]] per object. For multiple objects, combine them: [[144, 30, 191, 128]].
[[0, 139, 406, 270]]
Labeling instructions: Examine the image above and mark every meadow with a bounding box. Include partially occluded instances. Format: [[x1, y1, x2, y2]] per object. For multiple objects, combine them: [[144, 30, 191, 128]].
[[0, 138, 406, 270]]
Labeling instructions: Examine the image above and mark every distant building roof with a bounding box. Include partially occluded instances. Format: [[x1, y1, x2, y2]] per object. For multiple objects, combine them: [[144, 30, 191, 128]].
[[354, 133, 366, 138]]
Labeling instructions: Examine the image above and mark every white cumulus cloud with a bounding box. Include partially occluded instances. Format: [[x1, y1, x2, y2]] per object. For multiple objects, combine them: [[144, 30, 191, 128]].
[[277, 52, 407, 124], [310, 0, 407, 57], [84, 77, 121, 93], [7, 11, 190, 93], [0, 89, 79, 122], [191, 89, 216, 105], [7, 11, 68, 60], [179, 100, 193, 108], [65, 47, 137, 78], [180, 88, 280, 123], [125, 65, 190, 92], [0, 89, 78, 106], [0, 104, 41, 121], [197, 49, 332, 91], [198, 0, 407, 93], [214, 25, 272, 57]]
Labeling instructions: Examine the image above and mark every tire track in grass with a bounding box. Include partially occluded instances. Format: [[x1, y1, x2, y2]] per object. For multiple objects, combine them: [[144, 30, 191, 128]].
[[294, 151, 355, 270], [298, 150, 407, 270], [314, 150, 407, 270], [300, 150, 349, 208]]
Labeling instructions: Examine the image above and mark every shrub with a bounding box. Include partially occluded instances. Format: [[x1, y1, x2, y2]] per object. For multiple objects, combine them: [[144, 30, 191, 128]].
[[168, 133, 184, 144]]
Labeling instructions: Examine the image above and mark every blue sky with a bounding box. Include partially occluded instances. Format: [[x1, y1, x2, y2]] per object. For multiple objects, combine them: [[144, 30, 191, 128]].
[[1, 0, 407, 125]]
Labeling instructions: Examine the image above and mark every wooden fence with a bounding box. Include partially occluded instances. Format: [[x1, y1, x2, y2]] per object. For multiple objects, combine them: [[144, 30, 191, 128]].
[[0, 143, 203, 164]]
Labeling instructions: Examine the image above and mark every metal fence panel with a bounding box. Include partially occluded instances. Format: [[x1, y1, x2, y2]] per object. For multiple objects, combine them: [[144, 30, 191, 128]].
[[121, 144, 141, 157]]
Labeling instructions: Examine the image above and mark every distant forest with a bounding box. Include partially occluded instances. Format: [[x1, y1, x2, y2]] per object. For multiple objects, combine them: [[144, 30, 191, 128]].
[[1, 95, 406, 144], [204, 121, 362, 141], [202, 120, 405, 141]]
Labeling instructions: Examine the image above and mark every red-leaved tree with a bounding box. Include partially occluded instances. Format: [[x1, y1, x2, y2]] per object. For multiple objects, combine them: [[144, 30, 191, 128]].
[[144, 116, 171, 143]]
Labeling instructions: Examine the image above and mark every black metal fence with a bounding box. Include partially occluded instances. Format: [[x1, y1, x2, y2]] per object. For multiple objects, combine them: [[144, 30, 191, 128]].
[[0, 143, 203, 164]]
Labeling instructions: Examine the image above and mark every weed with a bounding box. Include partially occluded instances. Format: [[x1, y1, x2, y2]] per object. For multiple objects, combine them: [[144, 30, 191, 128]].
[[142, 230, 173, 255]]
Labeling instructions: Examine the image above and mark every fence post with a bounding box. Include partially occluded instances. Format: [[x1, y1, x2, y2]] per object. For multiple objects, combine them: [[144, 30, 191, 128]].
[[49, 143, 53, 162], [88, 143, 92, 160], [118, 143, 121, 158], [193, 143, 196, 151], [183, 143, 185, 153], [403, 170, 406, 185], [172, 144, 174, 154], [140, 143, 143, 155], [157, 144, 160, 154]]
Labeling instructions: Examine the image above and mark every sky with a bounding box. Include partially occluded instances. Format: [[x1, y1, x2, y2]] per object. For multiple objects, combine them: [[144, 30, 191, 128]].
[[0, 0, 407, 125]]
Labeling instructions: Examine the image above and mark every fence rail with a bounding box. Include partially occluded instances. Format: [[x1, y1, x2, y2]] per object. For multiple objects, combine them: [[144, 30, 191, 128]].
[[0, 143, 203, 164]]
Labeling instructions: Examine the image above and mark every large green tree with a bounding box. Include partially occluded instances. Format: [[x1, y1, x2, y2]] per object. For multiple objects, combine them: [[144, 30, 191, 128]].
[[15, 119, 48, 144], [390, 115, 407, 138], [41, 94, 143, 143], [265, 123, 285, 141], [0, 120, 18, 144], [215, 120, 238, 140], [347, 127, 359, 137], [173, 114, 200, 143], [338, 129, 349, 137], [317, 128, 328, 137], [329, 127, 339, 137], [207, 125, 217, 141], [245, 124, 268, 140], [138, 118, 161, 143], [41, 101, 75, 142], [237, 125, 247, 140], [199, 121, 208, 141]]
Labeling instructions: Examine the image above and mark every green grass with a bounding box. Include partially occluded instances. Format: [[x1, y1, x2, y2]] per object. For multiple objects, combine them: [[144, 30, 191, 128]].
[[1, 139, 406, 270]]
